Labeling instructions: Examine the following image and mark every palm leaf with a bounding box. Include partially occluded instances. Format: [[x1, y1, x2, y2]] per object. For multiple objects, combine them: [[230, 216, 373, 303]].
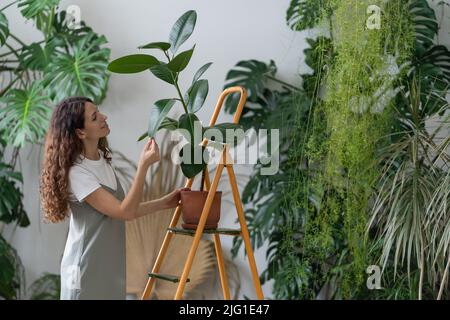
[[43, 32, 111, 104], [0, 81, 51, 147]]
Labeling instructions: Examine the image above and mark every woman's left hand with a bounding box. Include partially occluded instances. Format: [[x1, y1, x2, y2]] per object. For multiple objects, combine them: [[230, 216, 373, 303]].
[[161, 187, 190, 209]]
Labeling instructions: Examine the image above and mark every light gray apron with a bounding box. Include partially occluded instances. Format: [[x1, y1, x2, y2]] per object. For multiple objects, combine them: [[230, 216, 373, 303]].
[[60, 170, 126, 300]]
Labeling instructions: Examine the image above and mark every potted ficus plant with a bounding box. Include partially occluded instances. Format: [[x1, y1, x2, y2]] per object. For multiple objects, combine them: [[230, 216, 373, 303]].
[[107, 10, 242, 229]]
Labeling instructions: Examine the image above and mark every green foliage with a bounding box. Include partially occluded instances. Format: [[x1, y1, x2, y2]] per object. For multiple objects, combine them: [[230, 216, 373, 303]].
[[18, 0, 59, 20], [0, 162, 29, 227], [108, 10, 242, 179], [286, 0, 330, 31], [0, 234, 24, 299], [0, 81, 51, 147], [368, 78, 449, 299], [0, 11, 9, 46], [0, 1, 111, 300], [169, 10, 197, 54], [43, 32, 111, 104], [29, 273, 60, 300], [230, 0, 449, 300], [223, 60, 277, 114]]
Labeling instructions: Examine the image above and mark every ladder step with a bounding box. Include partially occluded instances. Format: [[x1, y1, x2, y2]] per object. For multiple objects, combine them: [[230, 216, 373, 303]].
[[168, 227, 241, 236], [148, 273, 190, 283]]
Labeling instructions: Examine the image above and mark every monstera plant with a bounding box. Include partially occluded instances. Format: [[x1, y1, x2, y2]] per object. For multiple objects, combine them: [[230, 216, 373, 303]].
[[0, 0, 111, 299], [108, 10, 243, 229]]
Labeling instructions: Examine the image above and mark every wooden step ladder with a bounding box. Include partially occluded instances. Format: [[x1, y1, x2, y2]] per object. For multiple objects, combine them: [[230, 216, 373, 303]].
[[140, 86, 264, 300]]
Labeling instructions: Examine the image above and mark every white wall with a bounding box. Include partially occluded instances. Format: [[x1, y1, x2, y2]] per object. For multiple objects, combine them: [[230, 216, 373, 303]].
[[2, 0, 308, 299]]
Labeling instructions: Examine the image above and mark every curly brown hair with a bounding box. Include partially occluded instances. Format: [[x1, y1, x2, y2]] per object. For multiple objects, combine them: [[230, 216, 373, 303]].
[[40, 97, 111, 223]]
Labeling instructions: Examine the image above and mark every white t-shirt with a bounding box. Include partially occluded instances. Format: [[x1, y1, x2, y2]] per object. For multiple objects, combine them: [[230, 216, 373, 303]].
[[68, 149, 117, 202]]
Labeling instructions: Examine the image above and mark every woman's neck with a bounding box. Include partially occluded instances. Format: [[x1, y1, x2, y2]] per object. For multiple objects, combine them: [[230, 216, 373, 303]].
[[82, 139, 100, 160]]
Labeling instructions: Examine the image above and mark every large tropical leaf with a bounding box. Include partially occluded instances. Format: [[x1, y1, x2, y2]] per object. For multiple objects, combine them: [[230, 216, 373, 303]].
[[192, 62, 212, 84], [409, 0, 438, 55], [286, 0, 325, 31], [178, 112, 201, 144], [43, 32, 111, 104], [203, 122, 244, 145], [0, 234, 24, 299], [108, 54, 158, 74], [0, 11, 9, 47], [167, 46, 194, 73], [0, 163, 29, 227], [223, 59, 277, 113], [149, 62, 177, 84], [0, 81, 51, 147], [46, 10, 94, 47], [169, 10, 197, 54], [18, 0, 60, 19], [186, 79, 208, 113], [19, 42, 56, 71], [179, 143, 208, 179], [147, 99, 177, 138], [137, 117, 178, 142]]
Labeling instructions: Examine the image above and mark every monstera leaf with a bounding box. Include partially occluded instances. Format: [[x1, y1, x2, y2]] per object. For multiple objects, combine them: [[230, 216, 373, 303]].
[[169, 10, 197, 54], [19, 42, 56, 71], [0, 12, 9, 47], [0, 234, 24, 299], [0, 81, 50, 148], [286, 0, 325, 31], [409, 0, 438, 55], [223, 59, 277, 113], [46, 10, 94, 47], [43, 32, 110, 104], [0, 163, 29, 227], [18, 0, 60, 19]]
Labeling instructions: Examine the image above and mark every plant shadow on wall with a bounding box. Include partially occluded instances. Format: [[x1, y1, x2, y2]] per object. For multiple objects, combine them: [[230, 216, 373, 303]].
[[225, 0, 449, 299], [0, 0, 111, 299]]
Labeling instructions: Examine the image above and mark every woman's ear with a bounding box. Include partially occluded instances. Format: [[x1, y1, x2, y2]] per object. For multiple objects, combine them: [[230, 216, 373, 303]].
[[75, 128, 86, 140]]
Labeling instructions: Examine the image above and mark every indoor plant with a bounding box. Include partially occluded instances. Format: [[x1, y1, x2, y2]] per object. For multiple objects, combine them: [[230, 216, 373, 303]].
[[107, 10, 242, 229], [0, 0, 111, 298]]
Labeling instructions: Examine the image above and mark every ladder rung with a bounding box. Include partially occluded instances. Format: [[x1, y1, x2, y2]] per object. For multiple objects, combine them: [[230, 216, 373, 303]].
[[168, 227, 241, 236], [148, 273, 190, 283]]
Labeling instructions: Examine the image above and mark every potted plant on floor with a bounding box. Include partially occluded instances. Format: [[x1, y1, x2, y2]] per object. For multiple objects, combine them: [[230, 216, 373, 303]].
[[107, 10, 242, 229]]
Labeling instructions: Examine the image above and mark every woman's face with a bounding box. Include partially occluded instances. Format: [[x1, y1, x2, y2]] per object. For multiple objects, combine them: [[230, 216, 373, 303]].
[[77, 102, 110, 140]]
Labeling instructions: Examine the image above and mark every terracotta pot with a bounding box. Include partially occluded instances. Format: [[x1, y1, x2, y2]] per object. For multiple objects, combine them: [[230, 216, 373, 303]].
[[180, 190, 222, 230]]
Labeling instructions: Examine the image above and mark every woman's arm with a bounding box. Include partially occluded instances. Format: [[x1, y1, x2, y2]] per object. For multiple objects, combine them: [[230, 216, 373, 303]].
[[84, 138, 160, 220], [135, 186, 191, 219]]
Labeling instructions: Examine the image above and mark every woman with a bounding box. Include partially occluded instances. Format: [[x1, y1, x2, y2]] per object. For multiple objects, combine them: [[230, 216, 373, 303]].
[[40, 96, 188, 300]]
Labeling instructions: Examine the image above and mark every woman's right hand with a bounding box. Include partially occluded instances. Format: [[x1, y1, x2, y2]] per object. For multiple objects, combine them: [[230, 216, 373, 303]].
[[139, 138, 160, 169]]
